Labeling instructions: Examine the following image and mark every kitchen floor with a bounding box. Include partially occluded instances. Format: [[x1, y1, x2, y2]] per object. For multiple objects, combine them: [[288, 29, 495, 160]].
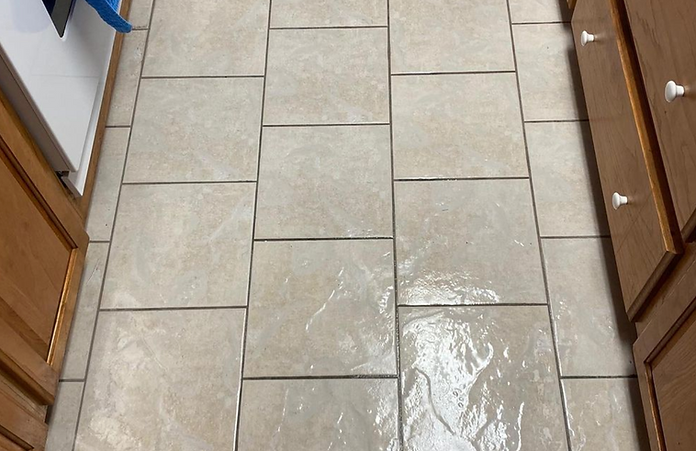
[[47, 0, 649, 450]]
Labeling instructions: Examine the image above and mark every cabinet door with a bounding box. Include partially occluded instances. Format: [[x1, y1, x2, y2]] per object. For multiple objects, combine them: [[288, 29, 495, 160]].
[[625, 0, 696, 240], [0, 89, 87, 407]]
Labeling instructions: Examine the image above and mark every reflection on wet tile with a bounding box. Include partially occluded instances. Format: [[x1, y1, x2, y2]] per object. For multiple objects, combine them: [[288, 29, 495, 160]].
[[85, 128, 129, 241], [143, 0, 268, 76], [256, 126, 392, 238], [527, 122, 608, 237], [245, 240, 395, 377], [101, 184, 254, 309], [509, 0, 571, 24], [395, 179, 545, 305], [513, 24, 587, 121], [400, 306, 567, 451], [563, 378, 649, 451], [543, 238, 635, 376], [106, 31, 146, 127], [392, 73, 527, 179], [46, 382, 83, 451], [264, 29, 389, 125], [271, 0, 387, 27], [62, 243, 108, 380], [76, 309, 245, 451], [124, 78, 263, 182], [390, 0, 513, 73], [238, 379, 399, 450]]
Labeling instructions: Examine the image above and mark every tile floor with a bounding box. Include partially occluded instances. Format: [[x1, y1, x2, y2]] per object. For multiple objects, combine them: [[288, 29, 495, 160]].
[[46, 0, 650, 449]]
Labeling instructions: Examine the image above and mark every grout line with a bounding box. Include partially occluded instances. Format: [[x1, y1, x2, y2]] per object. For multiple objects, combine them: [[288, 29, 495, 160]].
[[511, 20, 570, 25], [263, 122, 390, 128], [398, 302, 549, 308], [560, 375, 638, 380], [504, 1, 574, 450], [524, 119, 589, 123], [244, 374, 398, 381], [255, 236, 393, 242], [121, 180, 256, 186], [70, 1, 158, 449], [541, 234, 611, 240], [385, 1, 405, 447], [141, 74, 264, 80], [269, 25, 387, 30], [99, 305, 248, 312], [59, 378, 85, 383], [234, 0, 273, 448], [395, 176, 529, 182], [392, 70, 516, 76], [104, 125, 131, 129], [88, 240, 110, 244]]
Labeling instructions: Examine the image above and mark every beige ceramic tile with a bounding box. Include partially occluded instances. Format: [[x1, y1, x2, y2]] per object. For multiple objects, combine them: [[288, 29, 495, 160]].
[[245, 240, 395, 377], [143, 0, 268, 76], [395, 180, 546, 305], [106, 31, 146, 127], [563, 379, 649, 451], [509, 0, 571, 24], [544, 238, 636, 376], [238, 379, 399, 450], [392, 73, 527, 179], [85, 128, 129, 241], [101, 184, 254, 309], [128, 0, 154, 29], [75, 309, 244, 451], [390, 0, 514, 73], [264, 29, 389, 125], [61, 243, 108, 380], [256, 126, 392, 238], [271, 0, 387, 27], [400, 307, 567, 451], [124, 78, 263, 183], [513, 24, 587, 121], [46, 382, 83, 451], [527, 122, 608, 237]]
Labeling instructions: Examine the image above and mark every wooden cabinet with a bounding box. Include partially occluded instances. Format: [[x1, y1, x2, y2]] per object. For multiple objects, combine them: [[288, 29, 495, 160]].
[[572, 0, 679, 318], [0, 90, 88, 449], [571, 0, 696, 449]]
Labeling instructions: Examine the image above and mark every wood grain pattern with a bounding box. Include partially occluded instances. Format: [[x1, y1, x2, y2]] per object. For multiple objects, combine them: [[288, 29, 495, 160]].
[[0, 378, 47, 451], [572, 0, 678, 316], [624, 0, 696, 241]]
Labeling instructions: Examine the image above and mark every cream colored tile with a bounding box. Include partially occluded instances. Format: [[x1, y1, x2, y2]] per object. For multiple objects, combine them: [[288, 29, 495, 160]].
[[563, 379, 649, 451], [128, 0, 154, 29], [264, 29, 389, 125], [106, 31, 146, 127], [256, 126, 392, 238], [75, 309, 244, 451], [124, 78, 263, 183], [543, 238, 636, 376], [271, 0, 387, 27], [245, 240, 395, 377], [85, 128, 129, 241], [46, 382, 83, 451], [392, 73, 527, 179], [390, 0, 514, 73], [395, 180, 546, 305], [509, 0, 571, 24], [61, 243, 108, 380], [400, 307, 567, 451], [238, 379, 398, 450], [527, 122, 608, 237], [143, 0, 268, 76], [513, 24, 587, 121], [101, 184, 254, 309]]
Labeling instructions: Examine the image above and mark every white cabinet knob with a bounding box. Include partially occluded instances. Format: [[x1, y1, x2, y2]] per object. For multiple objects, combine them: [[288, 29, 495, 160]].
[[612, 192, 628, 210], [581, 31, 596, 46], [665, 80, 685, 102]]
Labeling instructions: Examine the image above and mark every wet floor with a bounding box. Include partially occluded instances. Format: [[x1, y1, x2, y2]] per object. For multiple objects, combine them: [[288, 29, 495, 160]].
[[47, 0, 649, 449]]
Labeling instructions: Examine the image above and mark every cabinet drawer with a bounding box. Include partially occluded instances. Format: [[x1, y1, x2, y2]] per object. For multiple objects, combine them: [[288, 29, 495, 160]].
[[572, 0, 677, 316], [625, 0, 696, 240]]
